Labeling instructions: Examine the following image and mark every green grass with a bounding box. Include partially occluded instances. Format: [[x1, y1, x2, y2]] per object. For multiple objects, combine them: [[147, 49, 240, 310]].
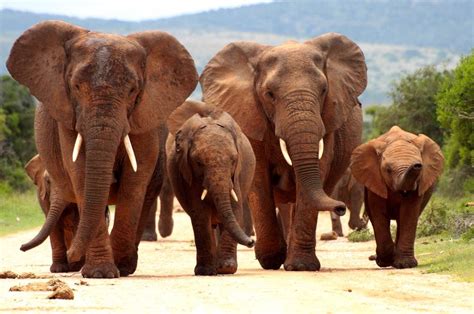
[[0, 190, 44, 236], [416, 234, 474, 282]]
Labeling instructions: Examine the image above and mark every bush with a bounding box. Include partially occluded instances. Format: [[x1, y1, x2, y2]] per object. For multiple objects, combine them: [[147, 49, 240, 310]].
[[417, 199, 450, 237], [347, 229, 374, 242]]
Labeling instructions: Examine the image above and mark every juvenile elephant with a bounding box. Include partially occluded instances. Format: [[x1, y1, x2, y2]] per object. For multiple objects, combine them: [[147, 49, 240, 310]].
[[25, 155, 83, 273], [350, 126, 444, 268], [330, 168, 368, 237], [7, 21, 198, 278], [200, 33, 367, 271], [167, 100, 255, 275]]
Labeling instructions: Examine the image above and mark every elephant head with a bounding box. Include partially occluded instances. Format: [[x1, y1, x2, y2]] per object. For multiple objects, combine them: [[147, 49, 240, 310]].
[[169, 100, 254, 247], [7, 21, 198, 260], [350, 126, 444, 198], [200, 33, 367, 214], [25, 154, 50, 208]]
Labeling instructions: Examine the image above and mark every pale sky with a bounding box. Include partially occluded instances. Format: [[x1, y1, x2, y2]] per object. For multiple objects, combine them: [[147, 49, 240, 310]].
[[0, 0, 273, 21]]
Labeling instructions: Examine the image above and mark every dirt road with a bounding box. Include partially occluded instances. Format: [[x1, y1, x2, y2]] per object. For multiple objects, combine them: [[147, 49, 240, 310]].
[[1, 211, 473, 313]]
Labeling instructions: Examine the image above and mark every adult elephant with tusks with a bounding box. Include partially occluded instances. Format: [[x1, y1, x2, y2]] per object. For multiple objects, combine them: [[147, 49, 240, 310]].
[[7, 20, 198, 278], [200, 33, 367, 271]]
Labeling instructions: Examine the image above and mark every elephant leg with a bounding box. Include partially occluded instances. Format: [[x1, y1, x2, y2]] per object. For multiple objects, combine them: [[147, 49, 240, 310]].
[[242, 199, 254, 237], [191, 213, 217, 276], [393, 196, 423, 269], [284, 194, 320, 271], [330, 212, 344, 237], [366, 190, 394, 267], [49, 221, 69, 273], [248, 158, 286, 270], [141, 199, 158, 241], [81, 216, 119, 278], [277, 203, 292, 243], [216, 226, 238, 274], [158, 176, 175, 238]]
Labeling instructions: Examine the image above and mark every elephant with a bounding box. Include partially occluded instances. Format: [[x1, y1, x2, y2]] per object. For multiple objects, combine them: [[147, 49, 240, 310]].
[[350, 126, 444, 268], [7, 20, 198, 278], [329, 168, 368, 237], [166, 100, 255, 275], [24, 154, 84, 273], [200, 33, 367, 271]]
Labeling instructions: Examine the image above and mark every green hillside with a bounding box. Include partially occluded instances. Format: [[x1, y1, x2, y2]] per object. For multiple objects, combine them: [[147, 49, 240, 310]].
[[1, 0, 471, 104]]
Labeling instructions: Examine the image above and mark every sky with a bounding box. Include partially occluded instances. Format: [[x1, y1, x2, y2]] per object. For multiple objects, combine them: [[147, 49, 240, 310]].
[[0, 0, 273, 21]]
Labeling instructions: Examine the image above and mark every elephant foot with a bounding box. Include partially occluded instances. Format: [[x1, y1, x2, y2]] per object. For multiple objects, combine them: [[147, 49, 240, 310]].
[[284, 253, 320, 271], [141, 230, 158, 241], [158, 217, 174, 238], [217, 258, 237, 274], [194, 264, 217, 276], [393, 256, 418, 269], [68, 259, 85, 272], [50, 262, 70, 273], [256, 247, 286, 270], [82, 262, 119, 278], [115, 252, 138, 277], [376, 253, 395, 268]]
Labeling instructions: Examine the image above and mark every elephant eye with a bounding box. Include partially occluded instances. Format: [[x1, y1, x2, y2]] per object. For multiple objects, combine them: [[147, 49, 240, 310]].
[[321, 87, 327, 95], [386, 166, 392, 174], [265, 90, 275, 102], [129, 87, 136, 96]]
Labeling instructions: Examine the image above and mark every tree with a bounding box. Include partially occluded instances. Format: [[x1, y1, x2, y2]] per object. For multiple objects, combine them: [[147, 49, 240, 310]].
[[436, 51, 474, 170], [365, 66, 449, 143], [0, 75, 36, 191]]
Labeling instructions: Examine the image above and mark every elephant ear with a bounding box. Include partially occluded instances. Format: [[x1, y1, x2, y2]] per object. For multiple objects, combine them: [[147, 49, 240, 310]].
[[174, 114, 205, 185], [167, 100, 214, 135], [6, 20, 88, 129], [25, 155, 47, 200], [306, 33, 367, 134], [350, 140, 388, 199], [200, 42, 270, 141], [413, 134, 444, 196], [128, 31, 198, 134]]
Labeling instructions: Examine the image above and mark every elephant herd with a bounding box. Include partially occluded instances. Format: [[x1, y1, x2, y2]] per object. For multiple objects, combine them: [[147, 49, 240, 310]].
[[7, 20, 444, 278]]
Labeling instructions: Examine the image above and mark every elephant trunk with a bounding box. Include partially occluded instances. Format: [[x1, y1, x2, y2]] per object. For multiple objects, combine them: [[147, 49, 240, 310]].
[[211, 188, 254, 248], [397, 163, 423, 192], [20, 190, 68, 251], [281, 96, 346, 215], [67, 106, 123, 262]]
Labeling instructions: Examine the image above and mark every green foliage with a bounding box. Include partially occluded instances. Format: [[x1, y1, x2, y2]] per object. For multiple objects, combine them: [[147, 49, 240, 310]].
[[417, 199, 450, 237], [347, 228, 374, 242], [0, 75, 36, 191], [365, 66, 449, 142], [0, 189, 43, 236], [436, 51, 474, 170]]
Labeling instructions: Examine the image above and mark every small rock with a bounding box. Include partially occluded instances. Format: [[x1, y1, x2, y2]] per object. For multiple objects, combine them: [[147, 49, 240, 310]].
[[368, 254, 377, 261], [320, 231, 338, 241], [347, 289, 352, 293], [75, 280, 89, 286]]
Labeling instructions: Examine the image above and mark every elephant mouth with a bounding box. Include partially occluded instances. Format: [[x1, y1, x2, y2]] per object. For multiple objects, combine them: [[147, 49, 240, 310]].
[[71, 132, 138, 172], [279, 138, 324, 166]]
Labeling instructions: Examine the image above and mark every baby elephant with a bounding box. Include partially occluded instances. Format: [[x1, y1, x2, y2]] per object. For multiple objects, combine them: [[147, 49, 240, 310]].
[[350, 126, 444, 268], [167, 100, 255, 275], [25, 155, 83, 272]]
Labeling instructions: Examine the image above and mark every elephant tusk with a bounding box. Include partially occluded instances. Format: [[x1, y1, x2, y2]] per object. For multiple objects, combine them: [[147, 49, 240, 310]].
[[72, 133, 82, 162], [231, 189, 239, 202], [279, 138, 293, 166], [201, 189, 208, 200], [124, 135, 138, 172], [318, 138, 324, 159]]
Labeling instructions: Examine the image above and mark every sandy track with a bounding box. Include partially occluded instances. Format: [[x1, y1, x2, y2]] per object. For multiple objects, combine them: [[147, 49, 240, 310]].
[[1, 211, 473, 313]]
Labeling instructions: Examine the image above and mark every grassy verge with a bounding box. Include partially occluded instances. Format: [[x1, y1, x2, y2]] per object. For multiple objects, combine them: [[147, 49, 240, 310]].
[[0, 190, 44, 236], [416, 234, 474, 282]]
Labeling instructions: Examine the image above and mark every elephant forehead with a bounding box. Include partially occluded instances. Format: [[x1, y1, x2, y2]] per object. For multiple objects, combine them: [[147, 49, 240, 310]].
[[383, 140, 422, 159], [262, 43, 323, 64], [193, 129, 237, 155]]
